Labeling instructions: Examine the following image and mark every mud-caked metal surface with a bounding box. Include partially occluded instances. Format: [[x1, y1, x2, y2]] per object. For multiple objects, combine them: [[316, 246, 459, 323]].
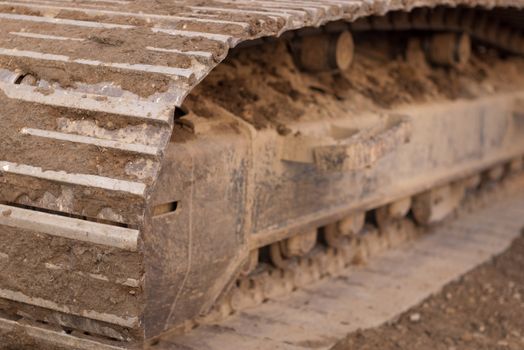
[[165, 176, 524, 350], [1, 0, 524, 349]]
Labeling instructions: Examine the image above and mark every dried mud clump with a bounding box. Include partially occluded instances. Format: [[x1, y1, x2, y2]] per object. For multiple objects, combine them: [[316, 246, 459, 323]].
[[187, 39, 524, 130]]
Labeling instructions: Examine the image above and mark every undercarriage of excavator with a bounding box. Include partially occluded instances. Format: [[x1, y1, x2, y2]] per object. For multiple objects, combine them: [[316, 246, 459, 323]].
[[0, 1, 524, 349]]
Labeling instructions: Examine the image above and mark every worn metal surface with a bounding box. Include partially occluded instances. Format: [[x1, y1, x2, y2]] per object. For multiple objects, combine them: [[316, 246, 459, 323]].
[[163, 178, 524, 350], [0, 0, 524, 348], [145, 91, 524, 340]]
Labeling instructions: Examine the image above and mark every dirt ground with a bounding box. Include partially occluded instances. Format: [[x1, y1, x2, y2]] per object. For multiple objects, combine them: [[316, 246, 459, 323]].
[[332, 231, 524, 350]]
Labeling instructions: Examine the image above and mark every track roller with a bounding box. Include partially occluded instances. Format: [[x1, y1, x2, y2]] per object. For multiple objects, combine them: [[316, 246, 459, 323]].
[[412, 183, 465, 225], [405, 38, 428, 66], [284, 230, 318, 257], [424, 32, 471, 67], [291, 30, 354, 72], [375, 197, 412, 228], [270, 229, 317, 268], [324, 211, 365, 247]]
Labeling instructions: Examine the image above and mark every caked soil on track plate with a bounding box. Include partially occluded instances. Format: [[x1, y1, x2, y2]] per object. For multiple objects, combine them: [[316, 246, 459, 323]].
[[332, 231, 524, 350], [189, 38, 524, 130]]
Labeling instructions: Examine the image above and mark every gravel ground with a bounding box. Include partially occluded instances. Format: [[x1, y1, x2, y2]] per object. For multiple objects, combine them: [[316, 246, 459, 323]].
[[332, 230, 524, 350]]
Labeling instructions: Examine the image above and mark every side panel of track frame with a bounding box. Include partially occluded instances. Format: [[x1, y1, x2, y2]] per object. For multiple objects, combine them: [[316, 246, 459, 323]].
[[148, 92, 524, 336]]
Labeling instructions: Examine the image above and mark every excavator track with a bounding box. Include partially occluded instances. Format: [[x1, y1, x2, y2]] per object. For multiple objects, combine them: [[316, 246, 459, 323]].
[[5, 168, 524, 349], [0, 1, 524, 349], [166, 172, 524, 350], [198, 165, 524, 327]]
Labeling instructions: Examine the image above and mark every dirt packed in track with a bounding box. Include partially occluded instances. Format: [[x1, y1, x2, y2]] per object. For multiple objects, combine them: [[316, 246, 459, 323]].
[[187, 38, 524, 130], [332, 231, 524, 350]]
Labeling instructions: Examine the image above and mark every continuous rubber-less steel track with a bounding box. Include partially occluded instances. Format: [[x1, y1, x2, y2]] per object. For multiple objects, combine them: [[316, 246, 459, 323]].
[[1, 1, 524, 349]]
